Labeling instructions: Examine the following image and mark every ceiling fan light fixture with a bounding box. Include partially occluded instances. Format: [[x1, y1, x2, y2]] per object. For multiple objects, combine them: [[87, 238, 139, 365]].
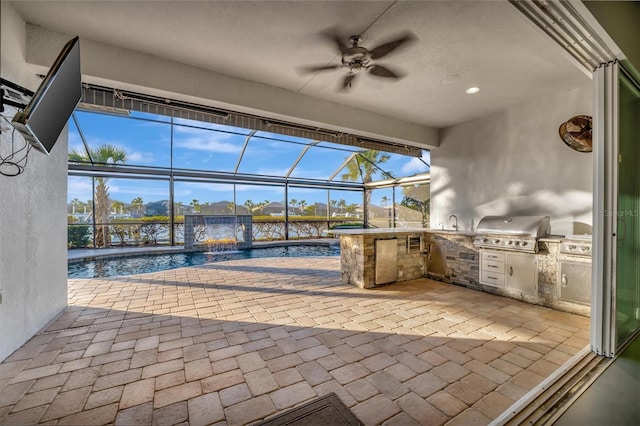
[[465, 86, 480, 94], [302, 29, 417, 92]]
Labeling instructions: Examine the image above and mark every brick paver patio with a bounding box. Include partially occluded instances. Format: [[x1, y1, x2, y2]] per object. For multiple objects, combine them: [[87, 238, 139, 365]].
[[0, 257, 590, 425]]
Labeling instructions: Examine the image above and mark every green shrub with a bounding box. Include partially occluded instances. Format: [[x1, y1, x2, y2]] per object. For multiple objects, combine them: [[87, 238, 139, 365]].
[[252, 215, 328, 222], [68, 225, 91, 248]]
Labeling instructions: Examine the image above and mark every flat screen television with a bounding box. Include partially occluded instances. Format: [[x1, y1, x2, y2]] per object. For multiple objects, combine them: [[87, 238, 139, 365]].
[[11, 36, 81, 155]]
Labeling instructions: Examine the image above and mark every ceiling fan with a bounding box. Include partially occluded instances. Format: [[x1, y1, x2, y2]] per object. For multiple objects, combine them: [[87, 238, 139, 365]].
[[301, 30, 416, 91], [559, 115, 592, 152]]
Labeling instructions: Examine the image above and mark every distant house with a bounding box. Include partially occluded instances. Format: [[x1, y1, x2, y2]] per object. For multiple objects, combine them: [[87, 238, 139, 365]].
[[261, 202, 287, 216]]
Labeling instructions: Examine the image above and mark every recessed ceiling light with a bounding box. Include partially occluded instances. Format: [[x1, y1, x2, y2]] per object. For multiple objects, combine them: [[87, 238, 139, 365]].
[[466, 86, 480, 94], [440, 75, 461, 85]]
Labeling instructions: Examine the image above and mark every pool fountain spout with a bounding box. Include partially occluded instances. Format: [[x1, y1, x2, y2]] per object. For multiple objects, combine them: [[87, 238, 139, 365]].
[[204, 238, 240, 254], [183, 215, 252, 251]]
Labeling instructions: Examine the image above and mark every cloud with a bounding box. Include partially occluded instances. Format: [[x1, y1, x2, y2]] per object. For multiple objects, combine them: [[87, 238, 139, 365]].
[[67, 130, 83, 150], [252, 167, 291, 176], [109, 185, 169, 198], [127, 151, 157, 164], [235, 185, 283, 194], [176, 182, 234, 193], [401, 152, 431, 174], [67, 177, 93, 201], [289, 166, 331, 180], [174, 136, 242, 154]]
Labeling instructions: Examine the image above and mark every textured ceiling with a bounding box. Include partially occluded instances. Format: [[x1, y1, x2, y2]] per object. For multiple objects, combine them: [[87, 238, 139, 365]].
[[10, 0, 589, 128]]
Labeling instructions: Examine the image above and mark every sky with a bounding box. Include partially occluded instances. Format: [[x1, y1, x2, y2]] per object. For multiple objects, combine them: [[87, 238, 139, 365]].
[[67, 110, 430, 208]]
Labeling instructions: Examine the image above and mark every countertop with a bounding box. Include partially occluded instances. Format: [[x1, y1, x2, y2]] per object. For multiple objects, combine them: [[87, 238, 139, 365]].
[[331, 229, 591, 241], [331, 228, 476, 237]]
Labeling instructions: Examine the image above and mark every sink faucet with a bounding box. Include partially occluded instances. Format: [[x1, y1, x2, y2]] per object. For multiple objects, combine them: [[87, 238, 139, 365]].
[[449, 214, 458, 231]]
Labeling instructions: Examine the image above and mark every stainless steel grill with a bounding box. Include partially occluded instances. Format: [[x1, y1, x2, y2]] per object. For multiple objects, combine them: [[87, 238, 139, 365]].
[[559, 235, 592, 257], [472, 215, 551, 253]]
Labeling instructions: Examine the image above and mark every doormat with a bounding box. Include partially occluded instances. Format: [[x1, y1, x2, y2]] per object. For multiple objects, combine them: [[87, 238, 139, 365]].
[[257, 392, 363, 426]]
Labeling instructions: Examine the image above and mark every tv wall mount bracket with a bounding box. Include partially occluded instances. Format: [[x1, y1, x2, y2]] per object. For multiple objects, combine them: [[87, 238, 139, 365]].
[[1, 78, 34, 113]]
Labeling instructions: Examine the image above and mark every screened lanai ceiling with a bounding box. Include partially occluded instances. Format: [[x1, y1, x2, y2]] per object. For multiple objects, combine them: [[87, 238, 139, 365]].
[[10, 0, 590, 150], [69, 108, 430, 185]]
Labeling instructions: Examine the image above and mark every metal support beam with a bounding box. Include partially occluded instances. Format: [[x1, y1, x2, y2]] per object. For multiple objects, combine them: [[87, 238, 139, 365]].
[[328, 152, 358, 182], [234, 130, 257, 174], [284, 184, 289, 240], [286, 141, 318, 178]]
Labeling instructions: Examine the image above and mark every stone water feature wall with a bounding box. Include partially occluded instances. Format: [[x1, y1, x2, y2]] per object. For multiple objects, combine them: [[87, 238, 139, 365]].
[[184, 215, 252, 250]]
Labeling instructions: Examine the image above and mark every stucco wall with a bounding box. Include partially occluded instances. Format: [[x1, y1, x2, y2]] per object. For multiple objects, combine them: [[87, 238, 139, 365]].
[[0, 2, 68, 361], [431, 84, 593, 237]]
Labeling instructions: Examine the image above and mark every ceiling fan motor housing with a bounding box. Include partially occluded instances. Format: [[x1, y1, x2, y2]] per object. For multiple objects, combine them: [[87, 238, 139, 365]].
[[342, 46, 371, 72]]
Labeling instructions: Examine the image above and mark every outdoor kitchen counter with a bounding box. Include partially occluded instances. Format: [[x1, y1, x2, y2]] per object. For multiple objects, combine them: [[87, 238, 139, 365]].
[[334, 228, 591, 317], [333, 228, 476, 288], [331, 228, 476, 236], [333, 228, 429, 288]]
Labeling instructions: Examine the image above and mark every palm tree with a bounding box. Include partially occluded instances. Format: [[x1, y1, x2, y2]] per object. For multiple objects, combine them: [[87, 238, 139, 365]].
[[69, 144, 127, 247], [244, 199, 255, 215], [190, 199, 200, 213], [299, 200, 307, 216], [174, 201, 183, 216], [70, 198, 82, 214], [131, 197, 144, 216], [341, 150, 391, 212], [112, 200, 125, 215], [338, 199, 347, 214]]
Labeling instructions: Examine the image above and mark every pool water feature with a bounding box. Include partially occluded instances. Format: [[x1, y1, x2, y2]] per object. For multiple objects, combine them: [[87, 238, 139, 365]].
[[68, 245, 340, 279], [205, 240, 240, 254]]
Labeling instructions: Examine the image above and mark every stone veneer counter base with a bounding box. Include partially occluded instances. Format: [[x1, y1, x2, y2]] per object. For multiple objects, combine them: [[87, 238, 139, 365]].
[[333, 229, 590, 317], [334, 229, 436, 289]]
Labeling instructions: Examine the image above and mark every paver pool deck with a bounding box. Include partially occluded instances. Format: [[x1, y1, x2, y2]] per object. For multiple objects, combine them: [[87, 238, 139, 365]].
[[0, 256, 590, 425]]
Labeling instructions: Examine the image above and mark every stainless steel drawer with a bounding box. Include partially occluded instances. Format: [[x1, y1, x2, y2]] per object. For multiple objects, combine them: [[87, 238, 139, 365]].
[[482, 251, 505, 262], [481, 270, 505, 287], [483, 259, 504, 273]]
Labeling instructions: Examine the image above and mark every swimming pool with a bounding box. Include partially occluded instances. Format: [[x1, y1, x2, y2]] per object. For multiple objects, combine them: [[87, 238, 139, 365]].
[[68, 245, 340, 279]]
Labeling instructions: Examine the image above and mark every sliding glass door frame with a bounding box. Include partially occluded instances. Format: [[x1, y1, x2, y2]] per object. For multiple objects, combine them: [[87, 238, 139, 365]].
[[592, 61, 640, 357]]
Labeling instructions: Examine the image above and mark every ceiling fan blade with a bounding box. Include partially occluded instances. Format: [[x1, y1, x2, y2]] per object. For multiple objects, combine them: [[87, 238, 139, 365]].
[[320, 28, 349, 55], [369, 32, 417, 60], [368, 64, 404, 79], [340, 74, 356, 91], [298, 64, 342, 74]]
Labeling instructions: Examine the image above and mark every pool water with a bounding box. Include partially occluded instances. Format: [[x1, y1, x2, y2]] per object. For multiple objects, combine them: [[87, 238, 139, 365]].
[[68, 245, 340, 279]]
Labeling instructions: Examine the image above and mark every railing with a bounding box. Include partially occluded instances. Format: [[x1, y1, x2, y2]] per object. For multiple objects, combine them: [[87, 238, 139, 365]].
[[68, 218, 363, 248]]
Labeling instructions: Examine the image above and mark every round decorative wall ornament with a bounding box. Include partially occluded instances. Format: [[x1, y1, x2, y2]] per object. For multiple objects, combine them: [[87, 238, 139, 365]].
[[559, 115, 592, 153]]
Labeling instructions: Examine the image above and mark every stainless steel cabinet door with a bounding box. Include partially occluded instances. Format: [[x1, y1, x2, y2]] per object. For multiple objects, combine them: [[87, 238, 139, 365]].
[[506, 252, 537, 294], [558, 261, 591, 305], [375, 239, 398, 285]]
